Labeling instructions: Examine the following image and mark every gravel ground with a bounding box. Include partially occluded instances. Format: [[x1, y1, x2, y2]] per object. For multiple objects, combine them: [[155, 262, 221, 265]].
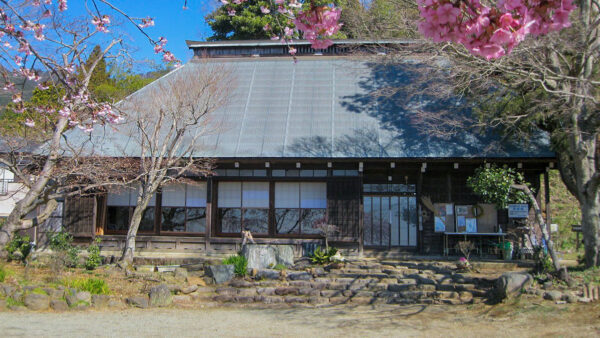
[[1, 303, 599, 337]]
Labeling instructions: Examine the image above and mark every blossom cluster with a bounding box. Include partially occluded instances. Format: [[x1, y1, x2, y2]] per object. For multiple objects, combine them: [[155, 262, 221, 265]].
[[417, 0, 576, 59], [225, 0, 342, 54], [0, 0, 180, 131]]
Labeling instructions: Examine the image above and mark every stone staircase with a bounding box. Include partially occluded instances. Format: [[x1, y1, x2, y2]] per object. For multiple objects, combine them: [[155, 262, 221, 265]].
[[196, 260, 495, 306]]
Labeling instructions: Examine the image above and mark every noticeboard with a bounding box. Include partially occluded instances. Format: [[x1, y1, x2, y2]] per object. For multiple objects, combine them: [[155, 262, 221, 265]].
[[508, 204, 529, 218]]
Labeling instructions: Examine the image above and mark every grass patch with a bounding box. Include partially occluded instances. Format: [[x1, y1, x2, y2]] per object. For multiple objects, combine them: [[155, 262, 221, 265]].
[[5, 297, 24, 307], [568, 266, 600, 284], [222, 255, 248, 277], [0, 266, 6, 283], [272, 264, 287, 271], [31, 287, 48, 295], [63, 278, 110, 295]]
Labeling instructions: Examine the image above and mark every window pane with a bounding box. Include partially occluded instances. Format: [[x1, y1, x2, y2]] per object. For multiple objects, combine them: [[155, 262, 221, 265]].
[[409, 197, 417, 246], [242, 182, 269, 208], [314, 170, 327, 177], [300, 170, 313, 177], [253, 169, 267, 177], [300, 182, 327, 208], [140, 207, 155, 232], [400, 196, 409, 246], [161, 207, 186, 232], [162, 184, 186, 207], [186, 183, 207, 207], [107, 206, 129, 231], [107, 187, 132, 206], [276, 209, 300, 234], [286, 170, 300, 177], [272, 170, 285, 177], [226, 169, 239, 176], [240, 169, 253, 176], [218, 182, 241, 208], [364, 197, 372, 246], [243, 208, 268, 234], [373, 197, 381, 245], [275, 182, 299, 208], [219, 208, 241, 233], [391, 197, 400, 246], [187, 208, 206, 233], [301, 209, 326, 234]]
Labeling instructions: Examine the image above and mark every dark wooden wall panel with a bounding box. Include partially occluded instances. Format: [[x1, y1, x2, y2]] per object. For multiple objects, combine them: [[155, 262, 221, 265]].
[[64, 195, 96, 237], [327, 178, 361, 240]]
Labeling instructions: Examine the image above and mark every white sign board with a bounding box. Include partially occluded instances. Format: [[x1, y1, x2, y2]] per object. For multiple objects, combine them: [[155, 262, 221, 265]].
[[508, 204, 529, 218]]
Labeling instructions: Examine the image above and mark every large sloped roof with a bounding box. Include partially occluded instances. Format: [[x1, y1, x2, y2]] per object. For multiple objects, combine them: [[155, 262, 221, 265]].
[[66, 54, 554, 159]]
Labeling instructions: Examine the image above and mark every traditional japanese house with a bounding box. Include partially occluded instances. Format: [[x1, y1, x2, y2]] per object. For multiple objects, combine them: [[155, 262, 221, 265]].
[[57, 40, 556, 258]]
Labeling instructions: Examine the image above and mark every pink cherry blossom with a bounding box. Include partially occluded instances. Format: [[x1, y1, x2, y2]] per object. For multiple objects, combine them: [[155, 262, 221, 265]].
[[260, 6, 270, 14], [139, 17, 155, 28], [24, 119, 35, 127]]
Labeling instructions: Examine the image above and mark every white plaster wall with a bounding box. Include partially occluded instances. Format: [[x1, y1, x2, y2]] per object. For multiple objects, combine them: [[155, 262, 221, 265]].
[[0, 182, 27, 217]]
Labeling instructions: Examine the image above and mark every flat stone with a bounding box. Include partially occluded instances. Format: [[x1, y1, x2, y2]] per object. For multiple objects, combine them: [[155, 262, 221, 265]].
[[205, 265, 235, 284], [173, 295, 192, 305], [174, 267, 188, 280], [350, 297, 373, 305], [75, 291, 92, 303], [288, 281, 312, 288], [237, 288, 258, 297], [565, 293, 578, 304], [24, 293, 50, 311], [181, 285, 199, 294], [275, 287, 299, 296], [257, 296, 284, 304], [212, 295, 234, 302], [311, 282, 328, 290], [285, 296, 308, 303], [354, 291, 376, 298], [43, 288, 64, 299], [288, 272, 312, 281], [544, 290, 563, 301], [149, 284, 173, 307], [92, 294, 111, 308], [50, 299, 68, 311], [327, 283, 347, 290], [256, 269, 280, 280], [418, 284, 437, 291], [388, 284, 417, 292], [235, 296, 256, 303], [127, 295, 150, 308], [216, 287, 237, 296], [329, 296, 350, 305], [299, 288, 319, 296], [321, 290, 342, 297], [257, 287, 276, 295], [494, 272, 533, 300], [229, 279, 254, 288], [108, 299, 126, 309], [308, 296, 329, 305]]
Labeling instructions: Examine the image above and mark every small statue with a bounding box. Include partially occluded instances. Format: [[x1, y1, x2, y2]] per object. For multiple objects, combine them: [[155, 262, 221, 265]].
[[241, 229, 255, 246]]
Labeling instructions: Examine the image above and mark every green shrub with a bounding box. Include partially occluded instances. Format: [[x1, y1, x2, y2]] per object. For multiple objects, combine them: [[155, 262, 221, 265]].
[[6, 297, 24, 307], [310, 246, 338, 265], [64, 278, 110, 295], [85, 238, 102, 270], [222, 255, 248, 277], [0, 266, 6, 282], [49, 231, 80, 268], [6, 234, 33, 263]]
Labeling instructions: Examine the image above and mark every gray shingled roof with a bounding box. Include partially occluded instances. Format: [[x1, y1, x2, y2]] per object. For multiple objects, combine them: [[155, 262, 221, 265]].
[[64, 56, 554, 159]]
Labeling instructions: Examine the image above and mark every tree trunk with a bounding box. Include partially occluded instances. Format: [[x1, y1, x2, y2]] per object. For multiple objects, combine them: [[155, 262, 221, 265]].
[[0, 199, 58, 257], [120, 200, 149, 264], [581, 196, 600, 267], [512, 184, 565, 277]]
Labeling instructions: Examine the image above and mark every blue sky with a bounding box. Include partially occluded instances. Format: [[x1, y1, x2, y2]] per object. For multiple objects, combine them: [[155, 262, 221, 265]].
[[68, 1, 219, 71]]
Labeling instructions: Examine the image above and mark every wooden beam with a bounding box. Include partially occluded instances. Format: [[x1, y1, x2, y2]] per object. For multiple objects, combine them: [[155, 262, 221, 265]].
[[544, 170, 551, 235]]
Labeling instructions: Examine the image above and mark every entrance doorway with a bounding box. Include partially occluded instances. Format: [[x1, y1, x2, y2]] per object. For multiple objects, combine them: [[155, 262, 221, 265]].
[[363, 195, 417, 247]]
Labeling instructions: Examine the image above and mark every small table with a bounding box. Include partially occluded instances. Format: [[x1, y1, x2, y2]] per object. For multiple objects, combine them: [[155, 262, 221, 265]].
[[443, 232, 507, 257]]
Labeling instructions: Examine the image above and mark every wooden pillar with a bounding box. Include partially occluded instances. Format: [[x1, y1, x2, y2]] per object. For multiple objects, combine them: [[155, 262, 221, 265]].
[[417, 170, 423, 254], [205, 177, 213, 253], [358, 172, 364, 258], [544, 169, 552, 234]]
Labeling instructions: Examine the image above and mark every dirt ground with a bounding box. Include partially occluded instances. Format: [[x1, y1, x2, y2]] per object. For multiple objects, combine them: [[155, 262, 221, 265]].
[[1, 301, 599, 337]]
